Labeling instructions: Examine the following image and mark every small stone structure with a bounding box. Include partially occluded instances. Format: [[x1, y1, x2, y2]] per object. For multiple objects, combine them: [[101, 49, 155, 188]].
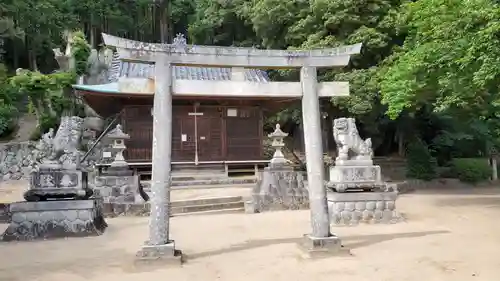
[[91, 124, 142, 205], [245, 124, 309, 213], [326, 117, 401, 226]]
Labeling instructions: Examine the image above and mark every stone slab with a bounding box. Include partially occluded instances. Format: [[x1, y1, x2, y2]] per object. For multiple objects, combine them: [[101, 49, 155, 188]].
[[299, 234, 342, 257], [8, 199, 96, 212], [1, 199, 107, 241], [135, 241, 183, 265], [327, 191, 402, 226], [26, 169, 93, 201], [329, 165, 382, 184], [327, 191, 397, 201], [334, 159, 373, 166], [328, 165, 384, 192]]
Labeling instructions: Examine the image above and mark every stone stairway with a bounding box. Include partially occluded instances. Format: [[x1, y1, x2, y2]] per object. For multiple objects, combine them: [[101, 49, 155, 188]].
[[170, 196, 245, 216], [103, 194, 247, 217]]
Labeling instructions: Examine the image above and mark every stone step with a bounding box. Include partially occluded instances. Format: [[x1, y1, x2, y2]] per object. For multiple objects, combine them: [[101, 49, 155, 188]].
[[172, 207, 244, 217], [141, 178, 257, 190], [171, 173, 228, 181], [172, 164, 225, 173], [172, 177, 256, 186], [102, 196, 246, 217], [171, 201, 244, 215], [170, 196, 243, 208], [142, 184, 255, 195]]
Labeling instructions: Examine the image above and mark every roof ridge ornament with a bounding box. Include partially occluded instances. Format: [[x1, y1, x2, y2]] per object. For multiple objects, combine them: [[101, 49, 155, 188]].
[[172, 33, 191, 53]]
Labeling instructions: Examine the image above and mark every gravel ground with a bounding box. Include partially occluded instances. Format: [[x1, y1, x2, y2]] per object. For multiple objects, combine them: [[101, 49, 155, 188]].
[[1, 182, 500, 281]]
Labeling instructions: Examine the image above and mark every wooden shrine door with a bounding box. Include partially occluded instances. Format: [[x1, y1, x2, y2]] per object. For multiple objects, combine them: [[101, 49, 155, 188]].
[[172, 105, 223, 163]]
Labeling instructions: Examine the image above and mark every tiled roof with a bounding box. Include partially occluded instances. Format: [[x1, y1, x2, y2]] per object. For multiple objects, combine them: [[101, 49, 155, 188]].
[[74, 52, 271, 94], [109, 54, 270, 83]]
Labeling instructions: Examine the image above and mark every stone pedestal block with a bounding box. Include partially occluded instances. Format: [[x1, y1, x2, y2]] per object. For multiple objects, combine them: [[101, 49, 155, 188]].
[[1, 199, 107, 241], [247, 169, 308, 213], [92, 174, 140, 203], [328, 165, 383, 192], [327, 191, 402, 226], [299, 234, 342, 257], [135, 241, 183, 265], [25, 166, 93, 201]]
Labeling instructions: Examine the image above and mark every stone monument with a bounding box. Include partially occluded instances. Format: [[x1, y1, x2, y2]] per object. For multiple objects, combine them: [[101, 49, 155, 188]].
[[326, 117, 401, 226], [245, 124, 308, 213], [1, 118, 107, 241]]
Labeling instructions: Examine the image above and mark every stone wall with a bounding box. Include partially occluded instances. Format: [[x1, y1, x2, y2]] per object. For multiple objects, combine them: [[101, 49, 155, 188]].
[[0, 140, 102, 182], [91, 175, 141, 204], [0, 142, 39, 181]]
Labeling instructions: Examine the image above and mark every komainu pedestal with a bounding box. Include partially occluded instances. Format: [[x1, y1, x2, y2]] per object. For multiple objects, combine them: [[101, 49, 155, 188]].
[[327, 191, 401, 225], [1, 199, 107, 241], [327, 117, 403, 226]]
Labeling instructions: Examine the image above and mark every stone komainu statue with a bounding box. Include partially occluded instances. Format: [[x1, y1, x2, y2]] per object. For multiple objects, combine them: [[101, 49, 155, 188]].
[[46, 116, 84, 165], [333, 117, 373, 161]]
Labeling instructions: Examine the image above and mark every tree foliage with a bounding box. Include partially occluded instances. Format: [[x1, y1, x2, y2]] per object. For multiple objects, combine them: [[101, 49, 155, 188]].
[[0, 0, 499, 159]]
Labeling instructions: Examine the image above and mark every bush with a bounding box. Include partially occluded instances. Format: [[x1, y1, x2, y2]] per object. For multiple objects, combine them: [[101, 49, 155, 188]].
[[406, 139, 437, 180], [451, 158, 491, 183]]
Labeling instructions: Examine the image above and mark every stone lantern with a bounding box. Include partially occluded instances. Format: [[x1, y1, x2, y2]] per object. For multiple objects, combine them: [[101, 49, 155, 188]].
[[107, 124, 130, 168], [268, 124, 289, 168]]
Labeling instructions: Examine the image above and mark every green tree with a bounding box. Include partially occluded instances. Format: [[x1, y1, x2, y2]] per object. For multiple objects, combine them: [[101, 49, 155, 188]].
[[380, 0, 500, 154]]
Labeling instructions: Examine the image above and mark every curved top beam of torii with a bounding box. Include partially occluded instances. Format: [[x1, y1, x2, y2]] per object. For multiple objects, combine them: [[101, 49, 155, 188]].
[[102, 33, 362, 69]]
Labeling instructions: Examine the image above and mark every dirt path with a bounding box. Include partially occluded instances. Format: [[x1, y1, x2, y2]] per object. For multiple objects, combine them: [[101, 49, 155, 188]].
[[1, 187, 500, 281]]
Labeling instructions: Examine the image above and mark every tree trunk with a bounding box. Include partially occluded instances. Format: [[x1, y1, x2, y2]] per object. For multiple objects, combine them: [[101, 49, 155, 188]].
[[397, 131, 405, 156], [325, 113, 335, 154], [159, 4, 168, 43], [29, 51, 38, 71], [12, 42, 19, 69], [491, 158, 498, 181]]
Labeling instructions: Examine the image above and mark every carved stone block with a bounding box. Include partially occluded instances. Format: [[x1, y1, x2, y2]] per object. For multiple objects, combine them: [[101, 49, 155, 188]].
[[328, 165, 383, 192], [25, 168, 93, 201], [327, 191, 403, 226], [1, 199, 107, 241]]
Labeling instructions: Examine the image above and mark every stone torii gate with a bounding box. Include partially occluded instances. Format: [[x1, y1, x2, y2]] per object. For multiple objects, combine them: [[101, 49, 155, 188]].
[[102, 33, 361, 261]]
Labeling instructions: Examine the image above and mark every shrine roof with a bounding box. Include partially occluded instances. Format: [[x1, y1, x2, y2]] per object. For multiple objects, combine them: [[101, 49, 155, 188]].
[[73, 82, 121, 94], [115, 61, 270, 82], [74, 52, 270, 94]]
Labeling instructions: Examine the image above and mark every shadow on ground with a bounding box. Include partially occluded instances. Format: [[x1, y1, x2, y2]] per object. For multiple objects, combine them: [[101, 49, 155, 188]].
[[409, 186, 500, 196], [186, 230, 449, 261], [436, 196, 500, 208]]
